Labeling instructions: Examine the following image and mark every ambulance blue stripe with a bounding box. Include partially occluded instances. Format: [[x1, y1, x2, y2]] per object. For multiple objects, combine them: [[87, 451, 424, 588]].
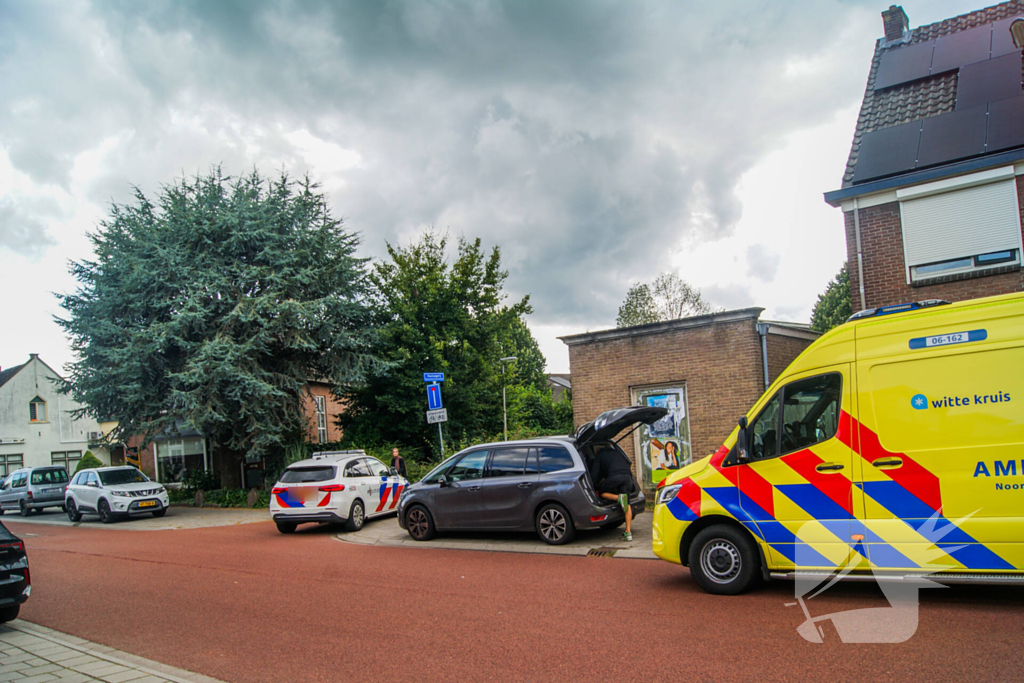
[[776, 484, 851, 522], [741, 522, 764, 540], [861, 482, 1013, 570], [937, 543, 1014, 571], [756, 521, 798, 544], [702, 487, 773, 522], [666, 496, 697, 522], [859, 481, 934, 519], [772, 543, 836, 567]]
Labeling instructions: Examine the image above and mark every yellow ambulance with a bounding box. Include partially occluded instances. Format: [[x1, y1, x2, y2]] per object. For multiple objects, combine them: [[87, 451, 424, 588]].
[[651, 292, 1024, 594]]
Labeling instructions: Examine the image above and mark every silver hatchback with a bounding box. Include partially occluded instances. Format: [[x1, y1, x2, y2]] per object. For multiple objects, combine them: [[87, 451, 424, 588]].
[[0, 467, 70, 516]]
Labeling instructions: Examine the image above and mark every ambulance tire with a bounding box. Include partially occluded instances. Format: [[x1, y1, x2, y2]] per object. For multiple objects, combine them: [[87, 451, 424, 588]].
[[688, 524, 759, 595]]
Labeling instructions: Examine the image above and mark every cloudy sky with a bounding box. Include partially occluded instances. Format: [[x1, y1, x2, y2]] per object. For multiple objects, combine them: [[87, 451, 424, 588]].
[[0, 0, 988, 373]]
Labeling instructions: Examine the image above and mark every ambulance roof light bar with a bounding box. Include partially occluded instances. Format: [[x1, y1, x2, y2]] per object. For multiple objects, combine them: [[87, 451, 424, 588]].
[[847, 299, 950, 323]]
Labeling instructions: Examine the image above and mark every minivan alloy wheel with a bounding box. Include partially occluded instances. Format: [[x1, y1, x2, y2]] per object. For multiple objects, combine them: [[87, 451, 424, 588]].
[[406, 506, 435, 541], [539, 508, 567, 542], [699, 539, 742, 584]]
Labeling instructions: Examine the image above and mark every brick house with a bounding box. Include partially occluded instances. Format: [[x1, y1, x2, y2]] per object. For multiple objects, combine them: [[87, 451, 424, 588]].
[[561, 309, 817, 493], [824, 3, 1024, 311]]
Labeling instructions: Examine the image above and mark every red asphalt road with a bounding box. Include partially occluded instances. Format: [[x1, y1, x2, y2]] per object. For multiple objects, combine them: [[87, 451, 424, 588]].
[[6, 518, 1024, 683]]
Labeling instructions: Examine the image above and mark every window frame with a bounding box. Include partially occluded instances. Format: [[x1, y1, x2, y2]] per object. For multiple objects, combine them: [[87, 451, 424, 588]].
[[29, 397, 46, 423], [314, 395, 328, 444], [536, 445, 576, 474], [485, 446, 531, 478], [743, 372, 844, 464]]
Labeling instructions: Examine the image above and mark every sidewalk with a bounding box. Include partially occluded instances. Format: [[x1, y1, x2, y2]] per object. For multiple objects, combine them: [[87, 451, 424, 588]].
[[0, 620, 227, 683], [335, 513, 658, 559]]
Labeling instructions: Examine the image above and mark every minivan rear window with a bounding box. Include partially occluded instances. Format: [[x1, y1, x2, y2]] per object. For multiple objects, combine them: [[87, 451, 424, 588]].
[[537, 447, 574, 473], [31, 469, 69, 485], [280, 466, 335, 483]]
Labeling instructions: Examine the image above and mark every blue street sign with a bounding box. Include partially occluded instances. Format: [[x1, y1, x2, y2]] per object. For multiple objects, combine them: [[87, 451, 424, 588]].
[[423, 372, 445, 383], [427, 384, 443, 410]]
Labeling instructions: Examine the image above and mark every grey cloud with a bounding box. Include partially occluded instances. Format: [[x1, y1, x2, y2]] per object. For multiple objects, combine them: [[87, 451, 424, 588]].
[[703, 283, 756, 312], [0, 199, 56, 257], [1, 0, 876, 324], [746, 244, 781, 283]]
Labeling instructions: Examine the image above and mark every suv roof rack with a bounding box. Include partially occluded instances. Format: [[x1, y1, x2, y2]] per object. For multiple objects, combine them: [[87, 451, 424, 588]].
[[311, 449, 366, 460], [847, 299, 950, 323]]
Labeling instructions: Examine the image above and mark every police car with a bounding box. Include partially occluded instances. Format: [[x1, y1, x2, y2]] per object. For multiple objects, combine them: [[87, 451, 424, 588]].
[[270, 451, 408, 534]]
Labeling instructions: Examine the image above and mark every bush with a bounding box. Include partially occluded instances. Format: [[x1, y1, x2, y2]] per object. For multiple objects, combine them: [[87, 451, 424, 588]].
[[181, 468, 219, 493], [169, 487, 270, 508], [73, 451, 105, 475]]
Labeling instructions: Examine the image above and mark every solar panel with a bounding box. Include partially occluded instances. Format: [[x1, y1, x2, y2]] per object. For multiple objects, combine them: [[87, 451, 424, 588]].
[[956, 52, 1024, 109], [916, 104, 988, 168], [987, 94, 1024, 152], [874, 41, 935, 90], [931, 24, 993, 73], [991, 16, 1024, 58], [852, 120, 922, 183]]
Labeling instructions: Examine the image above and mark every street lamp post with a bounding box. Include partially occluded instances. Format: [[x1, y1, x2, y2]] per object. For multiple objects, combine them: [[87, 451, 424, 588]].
[[500, 356, 517, 441]]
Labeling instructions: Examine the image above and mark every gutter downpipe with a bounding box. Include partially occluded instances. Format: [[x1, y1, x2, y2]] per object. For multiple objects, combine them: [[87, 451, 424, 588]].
[[756, 322, 770, 391], [853, 197, 867, 310]]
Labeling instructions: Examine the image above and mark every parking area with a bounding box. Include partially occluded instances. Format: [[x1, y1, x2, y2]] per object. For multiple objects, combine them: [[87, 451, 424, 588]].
[[334, 512, 657, 559], [0, 505, 268, 531]]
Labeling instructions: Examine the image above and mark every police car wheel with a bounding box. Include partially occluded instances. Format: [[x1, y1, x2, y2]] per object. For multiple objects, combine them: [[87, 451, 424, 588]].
[[688, 524, 759, 595], [276, 521, 297, 534], [345, 500, 365, 532], [405, 505, 436, 541]]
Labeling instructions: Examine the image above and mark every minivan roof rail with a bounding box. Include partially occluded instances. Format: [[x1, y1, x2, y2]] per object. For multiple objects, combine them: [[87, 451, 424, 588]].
[[847, 299, 950, 323]]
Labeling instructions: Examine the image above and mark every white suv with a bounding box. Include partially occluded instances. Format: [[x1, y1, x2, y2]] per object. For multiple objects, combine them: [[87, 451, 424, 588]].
[[270, 451, 408, 534], [65, 467, 170, 523]]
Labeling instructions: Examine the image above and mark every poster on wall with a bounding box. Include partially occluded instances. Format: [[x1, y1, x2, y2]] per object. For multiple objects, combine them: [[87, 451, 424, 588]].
[[634, 386, 691, 489]]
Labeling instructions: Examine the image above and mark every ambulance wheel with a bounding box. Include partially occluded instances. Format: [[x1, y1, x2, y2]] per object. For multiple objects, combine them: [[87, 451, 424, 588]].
[[405, 505, 435, 541], [345, 500, 365, 532], [688, 524, 759, 595], [276, 521, 297, 534]]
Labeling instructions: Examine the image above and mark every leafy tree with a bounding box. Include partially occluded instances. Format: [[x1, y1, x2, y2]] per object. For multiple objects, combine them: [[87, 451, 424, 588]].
[[810, 263, 852, 333], [338, 232, 542, 459], [73, 451, 104, 474], [617, 272, 714, 327], [58, 169, 380, 470]]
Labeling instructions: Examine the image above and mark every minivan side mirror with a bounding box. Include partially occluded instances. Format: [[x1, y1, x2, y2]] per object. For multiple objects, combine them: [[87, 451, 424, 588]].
[[737, 416, 750, 463], [437, 475, 448, 487]]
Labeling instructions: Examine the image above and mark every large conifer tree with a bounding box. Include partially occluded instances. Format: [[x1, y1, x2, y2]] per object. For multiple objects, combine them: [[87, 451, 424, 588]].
[[58, 169, 380, 465]]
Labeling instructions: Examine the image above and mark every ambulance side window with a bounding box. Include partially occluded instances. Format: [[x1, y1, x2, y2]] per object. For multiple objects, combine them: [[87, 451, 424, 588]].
[[780, 373, 843, 456], [749, 394, 781, 461]]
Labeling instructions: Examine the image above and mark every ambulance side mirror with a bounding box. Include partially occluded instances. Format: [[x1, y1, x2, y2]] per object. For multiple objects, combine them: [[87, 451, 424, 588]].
[[737, 417, 749, 463]]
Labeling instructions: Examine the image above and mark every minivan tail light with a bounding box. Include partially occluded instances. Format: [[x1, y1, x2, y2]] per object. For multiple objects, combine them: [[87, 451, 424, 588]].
[[590, 515, 608, 523], [26, 491, 33, 500], [318, 484, 345, 492], [271, 487, 286, 495]]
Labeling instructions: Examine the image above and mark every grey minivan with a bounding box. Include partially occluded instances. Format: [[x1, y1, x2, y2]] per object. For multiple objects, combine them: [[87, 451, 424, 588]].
[[397, 406, 667, 545], [0, 467, 70, 516]]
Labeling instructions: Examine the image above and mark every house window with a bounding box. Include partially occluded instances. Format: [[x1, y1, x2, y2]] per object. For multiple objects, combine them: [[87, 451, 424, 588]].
[[0, 454, 24, 477], [51, 451, 82, 472], [314, 395, 328, 444], [899, 177, 1024, 283], [156, 437, 205, 483], [29, 397, 46, 422]]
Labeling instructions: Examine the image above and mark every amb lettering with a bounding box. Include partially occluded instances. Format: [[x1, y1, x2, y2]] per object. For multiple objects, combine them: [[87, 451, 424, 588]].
[[974, 459, 1024, 490], [931, 391, 1011, 408]]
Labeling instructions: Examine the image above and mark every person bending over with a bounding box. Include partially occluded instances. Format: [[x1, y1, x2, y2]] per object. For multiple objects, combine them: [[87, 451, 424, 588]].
[[590, 445, 635, 542]]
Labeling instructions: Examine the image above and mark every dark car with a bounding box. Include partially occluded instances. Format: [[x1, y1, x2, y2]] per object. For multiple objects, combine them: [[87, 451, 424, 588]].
[[397, 406, 667, 545], [0, 521, 30, 623]]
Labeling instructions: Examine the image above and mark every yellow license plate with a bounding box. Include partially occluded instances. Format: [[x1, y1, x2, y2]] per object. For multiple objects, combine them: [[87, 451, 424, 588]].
[[138, 500, 157, 508]]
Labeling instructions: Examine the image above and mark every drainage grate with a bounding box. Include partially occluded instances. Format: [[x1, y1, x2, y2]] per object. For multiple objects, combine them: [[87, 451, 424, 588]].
[[587, 547, 619, 558]]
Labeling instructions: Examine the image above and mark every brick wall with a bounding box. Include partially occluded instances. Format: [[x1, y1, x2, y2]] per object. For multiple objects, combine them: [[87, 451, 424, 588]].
[[766, 333, 811, 385], [302, 382, 346, 444], [843, 175, 1024, 310], [567, 318, 766, 475]]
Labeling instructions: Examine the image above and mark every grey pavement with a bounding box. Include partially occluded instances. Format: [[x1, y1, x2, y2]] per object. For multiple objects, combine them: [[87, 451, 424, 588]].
[[0, 506, 268, 531], [335, 511, 658, 559], [0, 620, 226, 683]]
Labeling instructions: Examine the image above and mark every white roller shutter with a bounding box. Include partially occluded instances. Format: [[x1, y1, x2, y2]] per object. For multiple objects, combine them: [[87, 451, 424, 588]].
[[899, 178, 1023, 267]]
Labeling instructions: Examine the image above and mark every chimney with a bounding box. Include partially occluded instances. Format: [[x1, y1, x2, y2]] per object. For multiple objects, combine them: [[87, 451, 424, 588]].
[[882, 5, 909, 44]]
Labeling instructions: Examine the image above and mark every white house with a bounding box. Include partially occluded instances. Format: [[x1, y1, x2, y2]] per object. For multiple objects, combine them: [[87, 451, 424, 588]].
[[0, 354, 109, 477]]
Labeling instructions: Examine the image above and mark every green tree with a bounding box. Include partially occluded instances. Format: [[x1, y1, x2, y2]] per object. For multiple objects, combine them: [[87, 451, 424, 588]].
[[73, 451, 104, 475], [810, 263, 852, 333], [617, 272, 714, 327], [58, 169, 380, 470], [338, 232, 541, 459], [499, 317, 547, 391]]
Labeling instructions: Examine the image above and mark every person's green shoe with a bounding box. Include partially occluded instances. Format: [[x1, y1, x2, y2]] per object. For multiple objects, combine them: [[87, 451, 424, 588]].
[[621, 531, 633, 542], [618, 493, 628, 513]]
